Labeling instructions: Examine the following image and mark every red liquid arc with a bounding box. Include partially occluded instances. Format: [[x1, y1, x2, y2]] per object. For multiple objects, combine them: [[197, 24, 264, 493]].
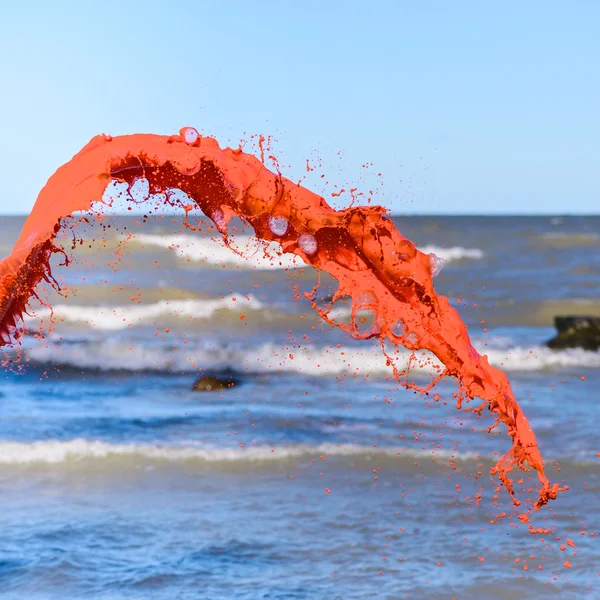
[[0, 127, 564, 510]]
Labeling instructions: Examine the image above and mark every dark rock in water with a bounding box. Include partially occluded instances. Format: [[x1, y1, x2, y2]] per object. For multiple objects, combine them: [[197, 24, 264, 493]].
[[192, 374, 238, 392], [546, 316, 600, 351]]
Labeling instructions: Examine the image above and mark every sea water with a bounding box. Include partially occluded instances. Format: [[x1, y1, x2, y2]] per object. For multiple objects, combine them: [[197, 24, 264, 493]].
[[0, 214, 598, 599]]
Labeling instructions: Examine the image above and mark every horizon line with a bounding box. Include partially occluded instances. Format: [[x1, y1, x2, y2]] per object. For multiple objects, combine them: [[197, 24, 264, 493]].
[[2, 212, 600, 218]]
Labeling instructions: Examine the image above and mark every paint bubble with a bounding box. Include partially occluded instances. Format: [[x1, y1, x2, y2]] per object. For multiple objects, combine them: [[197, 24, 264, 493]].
[[129, 178, 150, 203], [405, 332, 419, 345], [392, 319, 405, 338], [352, 292, 380, 338], [429, 253, 447, 277], [354, 308, 378, 338], [328, 295, 352, 323], [268, 216, 288, 236], [182, 127, 199, 145], [355, 291, 377, 308], [393, 251, 410, 262], [298, 234, 318, 255], [212, 209, 226, 229]]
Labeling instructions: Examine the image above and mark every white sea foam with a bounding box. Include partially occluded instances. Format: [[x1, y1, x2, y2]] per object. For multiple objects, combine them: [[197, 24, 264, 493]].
[[26, 295, 266, 331], [24, 338, 600, 374], [0, 438, 477, 466], [129, 233, 303, 270], [484, 345, 600, 371], [125, 234, 482, 269], [418, 245, 484, 261]]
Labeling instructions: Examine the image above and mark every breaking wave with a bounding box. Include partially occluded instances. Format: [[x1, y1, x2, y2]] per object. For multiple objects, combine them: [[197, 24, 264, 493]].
[[26, 294, 270, 331], [0, 439, 595, 473], [418, 245, 484, 261], [21, 339, 600, 374], [0, 438, 477, 466], [127, 234, 483, 270], [128, 233, 303, 270]]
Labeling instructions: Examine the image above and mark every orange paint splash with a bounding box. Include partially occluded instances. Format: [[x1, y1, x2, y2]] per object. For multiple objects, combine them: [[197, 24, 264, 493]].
[[0, 127, 565, 510]]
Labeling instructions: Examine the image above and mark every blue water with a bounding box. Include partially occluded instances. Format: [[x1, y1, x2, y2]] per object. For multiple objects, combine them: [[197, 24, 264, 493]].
[[0, 214, 598, 599]]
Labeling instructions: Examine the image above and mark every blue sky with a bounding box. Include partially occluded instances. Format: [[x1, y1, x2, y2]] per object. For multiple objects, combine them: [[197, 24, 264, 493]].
[[0, 1, 598, 215]]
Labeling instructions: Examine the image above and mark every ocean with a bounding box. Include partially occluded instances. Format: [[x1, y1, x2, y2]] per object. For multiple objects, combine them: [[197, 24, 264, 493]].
[[0, 213, 598, 599]]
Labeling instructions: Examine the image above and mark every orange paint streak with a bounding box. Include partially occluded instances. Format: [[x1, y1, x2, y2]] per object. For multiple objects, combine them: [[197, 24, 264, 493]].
[[0, 127, 565, 510]]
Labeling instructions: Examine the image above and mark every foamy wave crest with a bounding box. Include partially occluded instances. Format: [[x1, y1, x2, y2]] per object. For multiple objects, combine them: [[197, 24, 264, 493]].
[[484, 345, 600, 371], [130, 233, 304, 270], [25, 340, 407, 374], [24, 339, 600, 374], [26, 295, 266, 331], [0, 439, 477, 466], [418, 245, 484, 261], [129, 234, 482, 268], [1, 440, 595, 472]]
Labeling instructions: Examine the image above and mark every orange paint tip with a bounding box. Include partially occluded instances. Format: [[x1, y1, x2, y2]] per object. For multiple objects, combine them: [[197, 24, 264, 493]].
[[563, 561, 572, 568]]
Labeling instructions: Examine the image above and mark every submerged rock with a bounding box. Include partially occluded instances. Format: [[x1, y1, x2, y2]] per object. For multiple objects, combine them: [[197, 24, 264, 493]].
[[546, 316, 600, 351], [192, 374, 238, 392]]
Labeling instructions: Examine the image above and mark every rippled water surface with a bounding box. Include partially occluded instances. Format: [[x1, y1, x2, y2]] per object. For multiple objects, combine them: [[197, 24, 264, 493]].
[[0, 214, 598, 599]]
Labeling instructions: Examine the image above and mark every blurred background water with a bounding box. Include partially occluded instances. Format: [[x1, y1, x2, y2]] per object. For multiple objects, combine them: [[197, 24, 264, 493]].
[[0, 213, 598, 599]]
